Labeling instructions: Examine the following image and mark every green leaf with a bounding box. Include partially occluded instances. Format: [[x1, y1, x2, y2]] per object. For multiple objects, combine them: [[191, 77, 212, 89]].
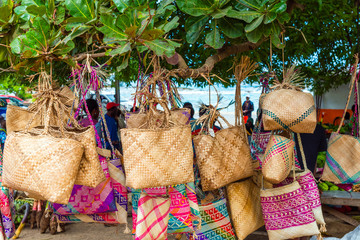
[[236, 0, 261, 10], [63, 25, 92, 43], [26, 5, 46, 16], [185, 15, 210, 44], [270, 2, 287, 14], [46, 0, 55, 18], [245, 27, 262, 43], [277, 12, 290, 24], [65, 0, 95, 21], [53, 40, 75, 55], [22, 16, 51, 56], [10, 35, 26, 55], [116, 56, 129, 72], [115, 14, 131, 31], [143, 39, 175, 57], [226, 9, 262, 23], [318, 0, 322, 10], [141, 29, 164, 40], [156, 0, 175, 15], [264, 12, 276, 24], [14, 6, 30, 21], [163, 16, 179, 33], [176, 0, 214, 17], [112, 0, 129, 13], [271, 33, 284, 49], [211, 6, 232, 19], [245, 15, 264, 33], [98, 14, 127, 41], [108, 42, 131, 56], [55, 6, 65, 25], [218, 17, 243, 38], [0, 1, 13, 27], [205, 20, 224, 49]]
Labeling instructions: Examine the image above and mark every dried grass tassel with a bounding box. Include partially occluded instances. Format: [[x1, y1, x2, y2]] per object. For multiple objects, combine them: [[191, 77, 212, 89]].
[[123, 223, 131, 234], [319, 224, 327, 233], [317, 233, 323, 240]]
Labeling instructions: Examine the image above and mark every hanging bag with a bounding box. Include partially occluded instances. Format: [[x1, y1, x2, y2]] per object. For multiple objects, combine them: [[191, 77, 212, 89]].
[[262, 133, 295, 184], [322, 55, 360, 184], [2, 90, 84, 204], [135, 193, 171, 240], [261, 158, 319, 239], [227, 179, 264, 240], [121, 96, 194, 189], [262, 65, 317, 133]]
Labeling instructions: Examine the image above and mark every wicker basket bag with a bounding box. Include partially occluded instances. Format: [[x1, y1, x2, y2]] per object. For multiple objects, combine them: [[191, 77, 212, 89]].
[[6, 105, 41, 134], [262, 65, 316, 133], [121, 98, 194, 189], [322, 56, 360, 184], [2, 92, 84, 204], [227, 179, 264, 240], [262, 134, 295, 184]]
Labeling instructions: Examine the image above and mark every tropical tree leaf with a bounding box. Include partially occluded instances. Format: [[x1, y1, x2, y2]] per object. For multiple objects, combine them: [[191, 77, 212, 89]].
[[185, 15, 210, 44], [205, 20, 224, 49], [163, 16, 179, 33], [236, 0, 261, 10], [226, 9, 262, 23], [176, 0, 214, 17], [270, 2, 287, 13], [245, 15, 264, 32], [143, 39, 176, 57], [264, 12, 277, 24], [211, 6, 232, 19], [245, 26, 262, 43], [65, 0, 95, 22], [271, 33, 284, 49], [53, 40, 75, 55], [218, 17, 243, 38], [0, 0, 13, 27], [98, 14, 127, 42], [55, 6, 65, 25], [112, 0, 129, 13], [108, 42, 131, 56], [26, 5, 46, 16]]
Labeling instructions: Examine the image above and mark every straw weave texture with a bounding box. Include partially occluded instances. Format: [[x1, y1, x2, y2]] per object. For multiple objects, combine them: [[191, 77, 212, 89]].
[[6, 105, 41, 134], [262, 135, 294, 184], [2, 132, 84, 204], [227, 179, 264, 240], [30, 126, 105, 187], [322, 133, 360, 184], [126, 108, 190, 129], [193, 126, 253, 191], [121, 126, 194, 189], [262, 89, 316, 133]]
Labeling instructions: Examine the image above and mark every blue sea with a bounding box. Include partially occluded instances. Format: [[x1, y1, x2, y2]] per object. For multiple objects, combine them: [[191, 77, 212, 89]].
[[103, 83, 263, 125]]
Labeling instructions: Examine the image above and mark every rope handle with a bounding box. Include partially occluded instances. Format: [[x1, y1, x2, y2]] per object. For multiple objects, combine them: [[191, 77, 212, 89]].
[[337, 54, 359, 133], [296, 133, 308, 170], [235, 82, 250, 145]]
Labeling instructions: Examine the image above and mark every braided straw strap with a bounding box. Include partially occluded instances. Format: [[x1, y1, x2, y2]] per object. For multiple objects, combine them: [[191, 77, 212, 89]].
[[262, 89, 316, 133], [193, 126, 253, 191], [121, 126, 194, 189], [227, 179, 264, 240]]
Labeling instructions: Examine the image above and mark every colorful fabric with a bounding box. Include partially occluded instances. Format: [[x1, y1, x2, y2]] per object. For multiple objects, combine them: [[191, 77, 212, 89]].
[[0, 147, 15, 239], [56, 158, 128, 224], [188, 198, 236, 240], [132, 184, 195, 234], [52, 155, 117, 215], [135, 194, 171, 240], [261, 181, 319, 240]]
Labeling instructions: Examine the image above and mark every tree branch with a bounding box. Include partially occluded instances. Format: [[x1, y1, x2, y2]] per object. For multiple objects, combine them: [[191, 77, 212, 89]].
[[173, 39, 266, 79]]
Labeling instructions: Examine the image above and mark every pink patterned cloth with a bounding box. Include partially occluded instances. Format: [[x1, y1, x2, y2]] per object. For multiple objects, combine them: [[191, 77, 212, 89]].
[[135, 194, 171, 240], [297, 171, 321, 209]]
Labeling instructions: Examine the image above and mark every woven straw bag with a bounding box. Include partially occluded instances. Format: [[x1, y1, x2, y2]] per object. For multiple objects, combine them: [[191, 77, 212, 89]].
[[262, 134, 295, 184], [262, 89, 316, 133], [193, 125, 253, 191], [31, 126, 105, 188], [322, 56, 360, 184], [227, 179, 264, 240], [6, 105, 41, 134], [121, 97, 194, 189], [135, 193, 171, 240], [125, 108, 190, 129]]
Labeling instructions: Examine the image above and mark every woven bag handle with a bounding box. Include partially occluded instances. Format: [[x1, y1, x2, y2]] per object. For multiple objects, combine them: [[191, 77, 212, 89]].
[[337, 54, 359, 133], [296, 133, 309, 171], [235, 81, 250, 145]]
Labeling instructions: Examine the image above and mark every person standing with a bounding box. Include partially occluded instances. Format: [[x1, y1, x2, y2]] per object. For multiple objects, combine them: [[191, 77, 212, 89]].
[[97, 102, 121, 151], [79, 99, 99, 127], [242, 96, 254, 120], [0, 114, 6, 151]]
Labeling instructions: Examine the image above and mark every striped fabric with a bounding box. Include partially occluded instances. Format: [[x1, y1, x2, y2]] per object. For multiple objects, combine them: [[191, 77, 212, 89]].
[[132, 183, 198, 234], [188, 198, 236, 240], [135, 194, 171, 240]]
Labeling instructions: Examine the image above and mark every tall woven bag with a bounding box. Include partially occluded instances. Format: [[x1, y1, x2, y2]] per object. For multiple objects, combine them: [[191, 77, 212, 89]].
[[121, 97, 194, 189], [227, 179, 264, 240], [261, 65, 317, 133], [261, 157, 320, 240], [193, 81, 253, 191], [322, 56, 360, 184], [2, 91, 84, 204], [262, 134, 295, 184]]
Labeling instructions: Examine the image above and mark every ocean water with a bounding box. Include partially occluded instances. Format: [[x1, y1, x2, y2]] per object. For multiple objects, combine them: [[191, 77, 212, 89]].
[[105, 83, 263, 125]]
